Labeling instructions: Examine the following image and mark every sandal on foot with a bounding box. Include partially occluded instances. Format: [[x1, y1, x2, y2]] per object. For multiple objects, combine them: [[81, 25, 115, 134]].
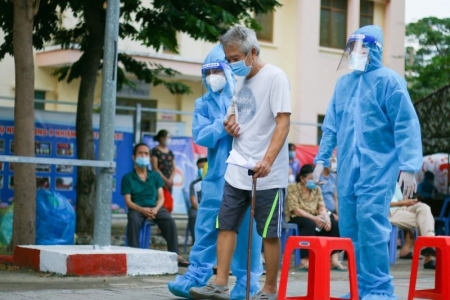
[[189, 283, 230, 300], [297, 265, 309, 272], [331, 264, 348, 272], [177, 256, 190, 267], [251, 290, 277, 300], [399, 252, 413, 259], [424, 260, 436, 270]]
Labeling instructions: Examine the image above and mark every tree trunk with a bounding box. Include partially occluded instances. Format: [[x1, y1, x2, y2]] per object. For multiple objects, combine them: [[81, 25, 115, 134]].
[[75, 0, 106, 240], [11, 0, 38, 249]]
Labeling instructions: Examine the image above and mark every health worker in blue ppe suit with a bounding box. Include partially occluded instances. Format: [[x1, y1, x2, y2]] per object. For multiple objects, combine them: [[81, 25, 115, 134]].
[[313, 25, 423, 300], [168, 44, 263, 299]]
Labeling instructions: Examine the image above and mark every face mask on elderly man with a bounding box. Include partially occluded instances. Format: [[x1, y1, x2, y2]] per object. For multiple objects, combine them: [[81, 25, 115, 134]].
[[229, 50, 253, 77]]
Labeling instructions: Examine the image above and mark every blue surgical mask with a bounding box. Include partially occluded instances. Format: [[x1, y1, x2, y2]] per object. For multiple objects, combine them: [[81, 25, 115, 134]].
[[135, 156, 150, 168], [289, 151, 295, 159], [229, 51, 253, 77], [197, 168, 203, 178], [306, 180, 316, 190]]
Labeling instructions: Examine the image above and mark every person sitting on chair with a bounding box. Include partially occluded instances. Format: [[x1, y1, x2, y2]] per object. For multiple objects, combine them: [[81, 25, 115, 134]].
[[121, 142, 189, 267], [285, 164, 346, 271], [389, 181, 436, 269]]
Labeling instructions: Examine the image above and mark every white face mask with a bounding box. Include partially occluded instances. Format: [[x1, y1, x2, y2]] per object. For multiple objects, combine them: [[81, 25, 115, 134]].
[[206, 74, 226, 92], [349, 52, 368, 71], [165, 138, 172, 146]]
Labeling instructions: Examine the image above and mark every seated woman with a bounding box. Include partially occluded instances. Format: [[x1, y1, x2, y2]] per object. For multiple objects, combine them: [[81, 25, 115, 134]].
[[285, 164, 346, 271]]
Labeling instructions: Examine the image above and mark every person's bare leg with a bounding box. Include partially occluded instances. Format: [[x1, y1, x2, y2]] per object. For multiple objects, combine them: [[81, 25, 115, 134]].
[[399, 231, 414, 257], [330, 252, 340, 266], [261, 237, 280, 294], [300, 258, 309, 267], [330, 252, 347, 270], [214, 230, 236, 286]]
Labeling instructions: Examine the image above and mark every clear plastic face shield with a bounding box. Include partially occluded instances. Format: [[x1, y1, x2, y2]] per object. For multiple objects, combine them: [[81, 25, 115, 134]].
[[337, 33, 382, 72], [201, 62, 227, 93]]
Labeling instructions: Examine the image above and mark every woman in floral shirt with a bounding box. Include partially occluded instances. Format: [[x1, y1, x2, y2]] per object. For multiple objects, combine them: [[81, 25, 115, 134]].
[[151, 130, 176, 193], [285, 164, 346, 271]]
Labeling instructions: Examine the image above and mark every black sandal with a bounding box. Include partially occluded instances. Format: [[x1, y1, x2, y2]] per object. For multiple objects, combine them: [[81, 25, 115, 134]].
[[177, 257, 190, 267], [399, 252, 413, 259], [424, 260, 436, 270]]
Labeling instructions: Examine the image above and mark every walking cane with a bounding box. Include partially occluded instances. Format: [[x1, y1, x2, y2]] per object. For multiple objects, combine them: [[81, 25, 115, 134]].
[[246, 169, 257, 300]]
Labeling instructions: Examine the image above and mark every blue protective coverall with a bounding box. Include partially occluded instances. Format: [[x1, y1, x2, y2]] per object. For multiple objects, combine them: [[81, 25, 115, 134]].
[[168, 45, 263, 299], [314, 26, 423, 299]]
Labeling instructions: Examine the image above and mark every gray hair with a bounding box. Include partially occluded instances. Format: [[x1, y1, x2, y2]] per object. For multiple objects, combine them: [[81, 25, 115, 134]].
[[220, 26, 260, 56]]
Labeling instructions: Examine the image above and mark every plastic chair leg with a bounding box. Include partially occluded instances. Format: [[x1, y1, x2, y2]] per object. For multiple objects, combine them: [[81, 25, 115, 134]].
[[389, 225, 398, 264]]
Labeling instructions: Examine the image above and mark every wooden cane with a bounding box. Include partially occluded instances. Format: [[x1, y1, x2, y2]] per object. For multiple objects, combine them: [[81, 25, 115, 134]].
[[246, 170, 257, 300]]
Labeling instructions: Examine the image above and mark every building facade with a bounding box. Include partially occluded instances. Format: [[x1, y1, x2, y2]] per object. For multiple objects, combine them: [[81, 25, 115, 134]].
[[0, 0, 406, 145]]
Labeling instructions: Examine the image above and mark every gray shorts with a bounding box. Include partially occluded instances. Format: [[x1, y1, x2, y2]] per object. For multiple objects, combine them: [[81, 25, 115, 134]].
[[217, 181, 284, 238]]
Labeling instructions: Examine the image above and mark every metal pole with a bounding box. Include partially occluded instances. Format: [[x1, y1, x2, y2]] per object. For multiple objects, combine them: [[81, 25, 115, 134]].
[[93, 0, 120, 249], [134, 103, 142, 144]]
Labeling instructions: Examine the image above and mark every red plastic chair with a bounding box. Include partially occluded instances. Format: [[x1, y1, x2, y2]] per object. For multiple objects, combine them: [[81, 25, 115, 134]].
[[408, 236, 450, 300], [278, 236, 359, 300]]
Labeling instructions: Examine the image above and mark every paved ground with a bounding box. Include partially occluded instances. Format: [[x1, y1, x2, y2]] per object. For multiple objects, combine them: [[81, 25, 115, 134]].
[[0, 253, 436, 300]]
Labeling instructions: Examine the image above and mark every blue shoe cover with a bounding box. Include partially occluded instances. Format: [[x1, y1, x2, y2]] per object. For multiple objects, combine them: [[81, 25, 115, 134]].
[[362, 293, 398, 300], [341, 293, 352, 299], [230, 280, 259, 300], [340, 292, 361, 300], [167, 275, 198, 299]]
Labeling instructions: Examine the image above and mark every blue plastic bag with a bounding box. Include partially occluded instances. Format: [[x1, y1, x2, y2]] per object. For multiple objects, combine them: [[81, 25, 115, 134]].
[[0, 204, 13, 246], [36, 189, 75, 245]]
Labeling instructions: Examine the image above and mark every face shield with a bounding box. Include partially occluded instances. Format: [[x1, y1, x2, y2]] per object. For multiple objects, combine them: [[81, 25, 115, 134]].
[[337, 33, 382, 72], [201, 62, 228, 93]]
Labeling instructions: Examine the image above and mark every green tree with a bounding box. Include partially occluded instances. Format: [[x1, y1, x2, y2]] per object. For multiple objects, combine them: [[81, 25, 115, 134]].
[[405, 17, 450, 102], [0, 0, 281, 240]]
